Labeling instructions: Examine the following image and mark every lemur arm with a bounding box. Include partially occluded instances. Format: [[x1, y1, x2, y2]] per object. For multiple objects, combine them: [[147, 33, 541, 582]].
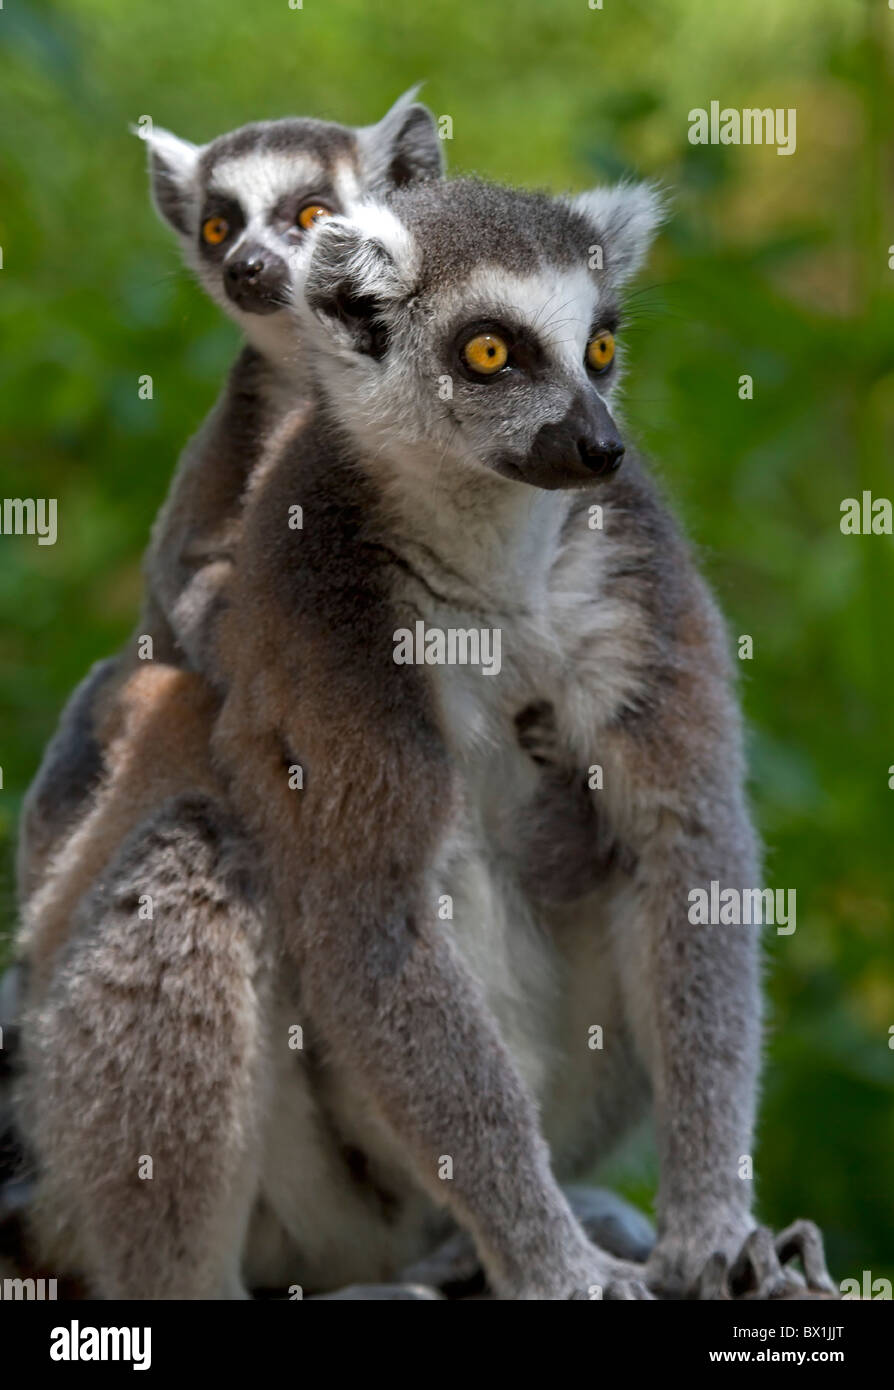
[[596, 693, 829, 1297], [576, 566, 775, 1295], [142, 347, 272, 681], [599, 710, 762, 1293]]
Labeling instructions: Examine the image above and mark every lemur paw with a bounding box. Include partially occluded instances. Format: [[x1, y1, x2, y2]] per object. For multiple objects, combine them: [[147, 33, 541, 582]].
[[536, 1252, 655, 1301], [649, 1219, 835, 1300], [513, 699, 561, 766], [718, 1221, 835, 1301]]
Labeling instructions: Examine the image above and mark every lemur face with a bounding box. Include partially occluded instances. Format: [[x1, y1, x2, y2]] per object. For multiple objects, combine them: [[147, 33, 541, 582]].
[[139, 92, 443, 356], [301, 178, 663, 489]]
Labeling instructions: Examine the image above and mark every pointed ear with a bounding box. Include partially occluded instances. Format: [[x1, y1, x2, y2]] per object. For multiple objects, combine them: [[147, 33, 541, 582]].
[[358, 86, 445, 192], [303, 207, 416, 359], [571, 181, 667, 283], [134, 126, 201, 236]]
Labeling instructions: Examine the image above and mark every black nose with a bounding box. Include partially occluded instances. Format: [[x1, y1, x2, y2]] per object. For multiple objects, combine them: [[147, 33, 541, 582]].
[[577, 436, 625, 476], [226, 257, 264, 286]]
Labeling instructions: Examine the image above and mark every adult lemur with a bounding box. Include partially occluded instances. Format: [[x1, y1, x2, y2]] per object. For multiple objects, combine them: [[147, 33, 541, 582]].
[[15, 177, 832, 1299]]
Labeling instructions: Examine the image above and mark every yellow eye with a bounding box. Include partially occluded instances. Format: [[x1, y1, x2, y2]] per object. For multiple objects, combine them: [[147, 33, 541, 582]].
[[586, 331, 615, 373], [202, 216, 229, 246], [298, 203, 333, 230], [462, 333, 509, 376]]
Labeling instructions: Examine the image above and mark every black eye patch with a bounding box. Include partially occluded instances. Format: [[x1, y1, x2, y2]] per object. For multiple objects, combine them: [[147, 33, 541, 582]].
[[449, 317, 546, 381], [589, 308, 621, 338], [198, 196, 245, 257]]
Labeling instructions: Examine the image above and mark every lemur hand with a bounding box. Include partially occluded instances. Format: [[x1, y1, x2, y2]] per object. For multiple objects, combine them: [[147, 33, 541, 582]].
[[647, 1218, 834, 1300]]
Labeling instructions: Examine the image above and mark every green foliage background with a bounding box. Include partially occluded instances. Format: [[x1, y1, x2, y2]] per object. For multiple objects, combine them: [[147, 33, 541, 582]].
[[1, 0, 892, 1283]]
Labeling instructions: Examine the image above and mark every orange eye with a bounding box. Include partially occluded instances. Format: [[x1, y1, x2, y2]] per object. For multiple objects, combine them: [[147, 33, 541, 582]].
[[462, 333, 509, 376], [297, 203, 333, 230], [202, 216, 229, 246], [586, 331, 615, 373]]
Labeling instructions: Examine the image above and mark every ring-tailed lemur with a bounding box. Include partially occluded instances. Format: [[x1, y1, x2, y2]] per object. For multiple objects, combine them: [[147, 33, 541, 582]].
[[2, 92, 444, 1273], [16, 178, 832, 1299], [15, 89, 444, 905]]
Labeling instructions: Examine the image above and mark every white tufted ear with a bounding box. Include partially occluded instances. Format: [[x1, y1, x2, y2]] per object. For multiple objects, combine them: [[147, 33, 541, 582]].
[[135, 126, 202, 236], [571, 180, 667, 283], [357, 86, 445, 192]]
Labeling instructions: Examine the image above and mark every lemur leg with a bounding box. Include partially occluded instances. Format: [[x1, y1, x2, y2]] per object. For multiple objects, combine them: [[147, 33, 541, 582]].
[[581, 740, 759, 1295], [20, 793, 270, 1299]]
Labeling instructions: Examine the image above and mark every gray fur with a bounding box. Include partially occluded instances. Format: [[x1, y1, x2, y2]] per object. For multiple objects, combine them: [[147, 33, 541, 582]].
[[19, 793, 270, 1299], [208, 177, 817, 1297], [15, 174, 830, 1301]]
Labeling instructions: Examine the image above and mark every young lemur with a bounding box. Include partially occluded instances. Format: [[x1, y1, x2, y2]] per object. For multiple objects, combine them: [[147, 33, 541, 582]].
[[1, 92, 444, 1273], [15, 90, 444, 905], [15, 179, 832, 1300], [5, 90, 442, 1150]]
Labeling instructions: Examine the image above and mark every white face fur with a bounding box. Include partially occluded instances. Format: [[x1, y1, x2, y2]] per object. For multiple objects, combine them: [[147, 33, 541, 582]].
[[179, 148, 366, 364], [139, 95, 444, 365], [298, 179, 663, 491]]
